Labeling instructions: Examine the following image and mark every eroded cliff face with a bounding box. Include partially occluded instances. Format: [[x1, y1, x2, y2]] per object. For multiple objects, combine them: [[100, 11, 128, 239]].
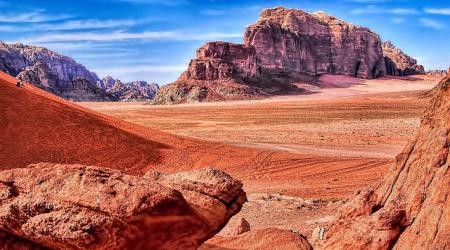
[[382, 41, 425, 76], [320, 72, 450, 249], [0, 164, 246, 250], [154, 7, 391, 104]]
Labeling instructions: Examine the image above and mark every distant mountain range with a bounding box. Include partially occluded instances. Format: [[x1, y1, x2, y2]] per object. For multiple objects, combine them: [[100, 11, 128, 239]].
[[0, 42, 159, 101]]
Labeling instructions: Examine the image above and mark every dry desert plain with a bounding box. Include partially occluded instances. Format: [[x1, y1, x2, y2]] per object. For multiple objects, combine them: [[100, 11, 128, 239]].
[[82, 74, 439, 242]]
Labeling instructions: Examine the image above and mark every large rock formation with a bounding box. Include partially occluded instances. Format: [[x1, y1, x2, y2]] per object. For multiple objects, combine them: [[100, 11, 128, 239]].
[[382, 41, 425, 76], [154, 7, 388, 104], [98, 76, 159, 101], [320, 73, 450, 249], [0, 42, 158, 101], [0, 163, 246, 249]]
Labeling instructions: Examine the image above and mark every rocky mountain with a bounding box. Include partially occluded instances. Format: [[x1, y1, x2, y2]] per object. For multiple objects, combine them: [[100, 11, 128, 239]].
[[0, 164, 246, 249], [320, 71, 449, 249], [98, 76, 159, 101], [0, 42, 158, 101], [154, 7, 426, 104], [382, 41, 425, 76]]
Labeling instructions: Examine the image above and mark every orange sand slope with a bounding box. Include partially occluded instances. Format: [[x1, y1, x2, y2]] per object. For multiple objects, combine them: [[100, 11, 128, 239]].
[[0, 71, 388, 199]]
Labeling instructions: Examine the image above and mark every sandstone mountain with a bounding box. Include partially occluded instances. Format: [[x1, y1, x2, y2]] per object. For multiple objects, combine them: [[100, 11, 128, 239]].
[[0, 163, 246, 249], [0, 42, 157, 101], [154, 7, 424, 104], [98, 76, 159, 101], [382, 41, 425, 76], [320, 72, 449, 249]]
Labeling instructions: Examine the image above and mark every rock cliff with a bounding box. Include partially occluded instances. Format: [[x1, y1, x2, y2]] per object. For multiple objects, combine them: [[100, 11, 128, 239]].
[[382, 41, 425, 76], [154, 7, 388, 104], [320, 73, 450, 249], [0, 164, 246, 249], [0, 42, 158, 101]]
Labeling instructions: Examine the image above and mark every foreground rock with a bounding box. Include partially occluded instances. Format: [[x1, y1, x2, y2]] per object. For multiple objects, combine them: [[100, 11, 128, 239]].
[[320, 74, 450, 249], [0, 163, 246, 249], [382, 41, 425, 76], [154, 7, 388, 104]]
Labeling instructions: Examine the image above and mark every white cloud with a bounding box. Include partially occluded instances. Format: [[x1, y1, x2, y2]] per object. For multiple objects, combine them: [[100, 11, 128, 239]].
[[424, 8, 450, 15], [350, 5, 419, 15], [33, 19, 137, 31], [0, 11, 71, 23], [420, 18, 446, 30], [21, 30, 242, 43]]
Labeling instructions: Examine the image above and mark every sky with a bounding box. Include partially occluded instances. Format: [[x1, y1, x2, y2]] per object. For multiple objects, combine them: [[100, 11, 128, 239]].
[[1, 0, 449, 84]]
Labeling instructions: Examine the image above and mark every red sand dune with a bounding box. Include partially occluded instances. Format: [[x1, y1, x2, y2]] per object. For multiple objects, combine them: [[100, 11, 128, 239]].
[[0, 71, 389, 199]]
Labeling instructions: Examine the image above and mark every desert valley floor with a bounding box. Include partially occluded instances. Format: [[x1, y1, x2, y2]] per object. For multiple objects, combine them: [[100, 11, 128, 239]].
[[81, 74, 438, 243]]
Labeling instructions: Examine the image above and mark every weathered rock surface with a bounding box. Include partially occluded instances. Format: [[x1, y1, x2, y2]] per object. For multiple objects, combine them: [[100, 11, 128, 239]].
[[98, 76, 159, 101], [200, 228, 312, 250], [0, 163, 246, 250], [320, 73, 450, 249], [154, 7, 389, 104], [0, 42, 157, 101], [382, 41, 425, 76]]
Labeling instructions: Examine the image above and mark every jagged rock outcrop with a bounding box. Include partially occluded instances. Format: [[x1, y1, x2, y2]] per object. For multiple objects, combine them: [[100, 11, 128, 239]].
[[154, 7, 388, 104], [17, 62, 116, 101], [0, 164, 246, 249], [98, 76, 159, 101], [0, 42, 115, 101], [382, 41, 425, 76], [0, 42, 158, 101], [427, 69, 448, 78], [320, 73, 450, 249]]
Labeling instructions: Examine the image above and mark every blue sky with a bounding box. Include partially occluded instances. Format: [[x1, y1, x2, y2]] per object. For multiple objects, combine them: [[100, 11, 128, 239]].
[[1, 0, 449, 84]]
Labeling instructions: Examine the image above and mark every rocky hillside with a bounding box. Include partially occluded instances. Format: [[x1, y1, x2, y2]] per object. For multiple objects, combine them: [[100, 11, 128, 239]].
[[0, 42, 157, 101], [98, 76, 159, 101], [320, 71, 449, 249], [382, 41, 425, 76]]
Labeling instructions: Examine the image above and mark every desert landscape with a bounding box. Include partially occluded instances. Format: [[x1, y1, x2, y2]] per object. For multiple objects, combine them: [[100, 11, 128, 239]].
[[0, 2, 449, 250]]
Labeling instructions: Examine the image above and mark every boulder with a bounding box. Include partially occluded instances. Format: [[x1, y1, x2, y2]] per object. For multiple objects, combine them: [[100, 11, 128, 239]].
[[321, 74, 450, 249], [0, 163, 246, 249], [382, 41, 425, 76]]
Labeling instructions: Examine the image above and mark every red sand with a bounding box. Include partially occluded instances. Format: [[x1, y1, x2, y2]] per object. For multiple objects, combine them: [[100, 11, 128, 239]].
[[0, 71, 391, 200]]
